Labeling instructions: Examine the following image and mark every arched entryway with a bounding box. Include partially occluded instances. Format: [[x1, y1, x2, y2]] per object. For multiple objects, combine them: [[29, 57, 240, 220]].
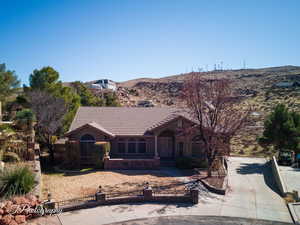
[[80, 134, 95, 161], [158, 130, 175, 159]]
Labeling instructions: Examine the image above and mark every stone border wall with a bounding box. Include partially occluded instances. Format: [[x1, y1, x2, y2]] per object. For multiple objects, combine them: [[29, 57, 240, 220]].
[[271, 156, 288, 197], [199, 175, 228, 195], [31, 145, 42, 198]]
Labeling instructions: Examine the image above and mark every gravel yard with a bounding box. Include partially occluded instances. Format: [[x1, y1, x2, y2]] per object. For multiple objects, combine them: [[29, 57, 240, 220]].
[[42, 170, 186, 201]]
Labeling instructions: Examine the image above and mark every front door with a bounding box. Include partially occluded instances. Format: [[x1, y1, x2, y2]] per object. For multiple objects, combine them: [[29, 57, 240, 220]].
[[158, 137, 174, 158]]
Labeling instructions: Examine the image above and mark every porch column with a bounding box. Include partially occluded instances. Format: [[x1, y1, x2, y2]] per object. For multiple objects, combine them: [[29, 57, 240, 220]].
[[154, 135, 158, 158]]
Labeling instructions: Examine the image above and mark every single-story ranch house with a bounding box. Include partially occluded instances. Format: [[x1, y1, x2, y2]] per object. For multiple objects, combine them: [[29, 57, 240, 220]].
[[55, 106, 228, 169]]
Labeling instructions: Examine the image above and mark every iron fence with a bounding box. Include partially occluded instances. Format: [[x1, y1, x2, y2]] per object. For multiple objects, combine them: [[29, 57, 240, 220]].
[[53, 188, 190, 209], [152, 189, 190, 196], [105, 189, 144, 199], [56, 194, 95, 208]]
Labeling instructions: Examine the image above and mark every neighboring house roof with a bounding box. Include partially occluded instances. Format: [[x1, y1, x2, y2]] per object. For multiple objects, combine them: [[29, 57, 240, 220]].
[[67, 107, 193, 136], [275, 81, 300, 88]]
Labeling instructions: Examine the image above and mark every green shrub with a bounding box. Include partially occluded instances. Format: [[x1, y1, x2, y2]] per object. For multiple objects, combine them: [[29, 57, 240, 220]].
[[0, 124, 14, 133], [15, 109, 35, 130], [192, 158, 208, 168], [92, 142, 111, 169], [0, 165, 35, 198], [176, 157, 194, 169], [176, 157, 208, 169], [102, 142, 111, 157]]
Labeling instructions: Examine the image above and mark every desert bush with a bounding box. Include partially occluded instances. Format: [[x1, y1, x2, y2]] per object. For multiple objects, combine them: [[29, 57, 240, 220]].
[[15, 109, 35, 130], [92, 142, 110, 169], [2, 152, 21, 162], [0, 165, 35, 198], [0, 124, 14, 133]]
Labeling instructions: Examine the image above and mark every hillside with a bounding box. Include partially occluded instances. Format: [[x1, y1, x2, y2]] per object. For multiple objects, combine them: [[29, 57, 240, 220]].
[[81, 65, 300, 157]]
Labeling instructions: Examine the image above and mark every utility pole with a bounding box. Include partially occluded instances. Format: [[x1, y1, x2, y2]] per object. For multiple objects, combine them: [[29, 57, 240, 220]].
[[243, 60, 246, 69]]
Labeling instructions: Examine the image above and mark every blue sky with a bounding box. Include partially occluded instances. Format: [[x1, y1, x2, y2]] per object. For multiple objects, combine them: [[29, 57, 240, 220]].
[[1, 0, 300, 84]]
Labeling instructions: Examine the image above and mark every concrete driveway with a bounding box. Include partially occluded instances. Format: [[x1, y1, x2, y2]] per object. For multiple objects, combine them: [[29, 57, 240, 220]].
[[279, 165, 300, 193], [42, 157, 292, 225]]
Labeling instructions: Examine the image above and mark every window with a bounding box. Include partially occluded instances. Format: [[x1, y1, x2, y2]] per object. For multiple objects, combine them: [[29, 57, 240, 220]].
[[138, 139, 146, 153], [128, 138, 136, 153], [80, 134, 95, 142], [118, 138, 126, 153]]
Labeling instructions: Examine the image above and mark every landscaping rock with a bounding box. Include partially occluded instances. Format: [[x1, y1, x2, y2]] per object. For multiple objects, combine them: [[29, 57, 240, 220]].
[[14, 215, 25, 224], [0, 195, 44, 225], [8, 219, 18, 225], [12, 197, 29, 205], [0, 214, 13, 225]]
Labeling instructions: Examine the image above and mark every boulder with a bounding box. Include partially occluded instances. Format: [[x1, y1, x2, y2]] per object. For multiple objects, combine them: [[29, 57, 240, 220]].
[[14, 215, 26, 224], [3, 201, 13, 214], [0, 214, 13, 225], [12, 197, 29, 205], [8, 219, 18, 225]]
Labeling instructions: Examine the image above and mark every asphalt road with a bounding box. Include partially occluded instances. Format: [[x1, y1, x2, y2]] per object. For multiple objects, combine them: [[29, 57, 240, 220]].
[[108, 215, 293, 225]]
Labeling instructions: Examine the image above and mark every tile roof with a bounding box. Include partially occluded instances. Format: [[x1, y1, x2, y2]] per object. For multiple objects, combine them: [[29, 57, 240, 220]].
[[68, 106, 192, 136]]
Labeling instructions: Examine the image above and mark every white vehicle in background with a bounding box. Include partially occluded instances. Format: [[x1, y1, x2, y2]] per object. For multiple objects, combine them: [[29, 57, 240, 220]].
[[137, 100, 154, 107], [90, 79, 117, 91]]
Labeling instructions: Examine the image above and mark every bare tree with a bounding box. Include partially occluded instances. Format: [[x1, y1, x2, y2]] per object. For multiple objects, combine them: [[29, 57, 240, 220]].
[[27, 91, 66, 162], [182, 73, 249, 176]]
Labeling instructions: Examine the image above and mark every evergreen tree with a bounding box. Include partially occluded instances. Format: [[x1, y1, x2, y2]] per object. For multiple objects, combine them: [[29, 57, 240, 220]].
[[0, 63, 20, 102], [26, 67, 81, 131], [260, 104, 300, 153], [71, 81, 104, 106]]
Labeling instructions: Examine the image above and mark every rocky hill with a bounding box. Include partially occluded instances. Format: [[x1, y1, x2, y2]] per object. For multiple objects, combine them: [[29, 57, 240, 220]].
[[84, 65, 300, 156], [116, 66, 300, 108]]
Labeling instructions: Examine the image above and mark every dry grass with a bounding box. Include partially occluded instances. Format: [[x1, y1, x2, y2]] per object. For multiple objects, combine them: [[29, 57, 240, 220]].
[[42, 170, 185, 201], [284, 193, 297, 203]]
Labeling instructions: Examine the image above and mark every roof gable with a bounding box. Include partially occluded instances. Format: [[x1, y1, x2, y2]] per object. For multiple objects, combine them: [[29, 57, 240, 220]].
[[66, 122, 115, 138]]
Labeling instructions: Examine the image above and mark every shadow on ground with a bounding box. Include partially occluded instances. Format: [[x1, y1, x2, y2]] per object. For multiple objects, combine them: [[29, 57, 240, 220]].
[[107, 215, 293, 225], [110, 202, 195, 215], [236, 161, 281, 195]]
